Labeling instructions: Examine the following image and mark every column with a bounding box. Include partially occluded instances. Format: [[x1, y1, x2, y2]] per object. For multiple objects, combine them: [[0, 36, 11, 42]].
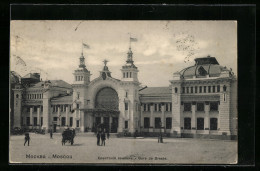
[[30, 108, 33, 127], [140, 105, 143, 129], [73, 110, 77, 128], [219, 82, 231, 135], [129, 102, 134, 133], [57, 107, 60, 126], [191, 102, 196, 133], [171, 84, 181, 137], [161, 104, 165, 133], [80, 111, 84, 132], [37, 107, 40, 127], [109, 116, 112, 132], [204, 102, 210, 134], [118, 100, 124, 133], [150, 104, 154, 127], [101, 116, 104, 124], [65, 107, 69, 127]]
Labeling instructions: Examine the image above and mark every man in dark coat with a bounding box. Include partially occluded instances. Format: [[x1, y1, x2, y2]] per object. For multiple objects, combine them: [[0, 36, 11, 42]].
[[97, 132, 101, 146], [101, 132, 106, 146], [24, 132, 30, 146]]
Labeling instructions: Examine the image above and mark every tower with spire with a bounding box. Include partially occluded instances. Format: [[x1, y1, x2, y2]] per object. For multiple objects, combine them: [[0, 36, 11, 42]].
[[120, 37, 140, 133], [73, 51, 91, 85], [121, 46, 139, 82]]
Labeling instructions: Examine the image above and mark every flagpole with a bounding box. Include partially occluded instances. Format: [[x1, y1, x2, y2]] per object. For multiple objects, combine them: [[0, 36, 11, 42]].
[[81, 40, 83, 55]]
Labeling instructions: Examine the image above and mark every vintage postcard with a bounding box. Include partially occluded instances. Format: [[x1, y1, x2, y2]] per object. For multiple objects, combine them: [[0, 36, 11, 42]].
[[10, 20, 237, 164]]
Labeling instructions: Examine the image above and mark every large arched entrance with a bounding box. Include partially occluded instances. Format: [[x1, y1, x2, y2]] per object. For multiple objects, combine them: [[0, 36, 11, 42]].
[[94, 87, 119, 133]]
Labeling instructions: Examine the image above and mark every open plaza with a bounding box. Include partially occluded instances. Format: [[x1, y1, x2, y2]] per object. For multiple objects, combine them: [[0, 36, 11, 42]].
[[9, 133, 237, 164]]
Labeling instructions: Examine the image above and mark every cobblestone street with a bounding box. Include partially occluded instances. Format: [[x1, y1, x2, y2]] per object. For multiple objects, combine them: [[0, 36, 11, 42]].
[[10, 133, 237, 164]]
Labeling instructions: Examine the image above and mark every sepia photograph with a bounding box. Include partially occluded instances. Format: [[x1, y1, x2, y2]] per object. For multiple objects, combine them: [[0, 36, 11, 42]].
[[9, 20, 237, 164]]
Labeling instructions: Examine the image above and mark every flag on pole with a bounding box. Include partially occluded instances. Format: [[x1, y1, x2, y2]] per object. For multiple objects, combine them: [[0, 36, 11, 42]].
[[130, 37, 138, 42], [82, 43, 90, 49]]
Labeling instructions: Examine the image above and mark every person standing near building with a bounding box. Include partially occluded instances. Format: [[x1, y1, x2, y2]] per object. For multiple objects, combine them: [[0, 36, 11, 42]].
[[24, 132, 30, 146], [97, 132, 101, 146], [101, 132, 106, 146], [50, 129, 53, 139]]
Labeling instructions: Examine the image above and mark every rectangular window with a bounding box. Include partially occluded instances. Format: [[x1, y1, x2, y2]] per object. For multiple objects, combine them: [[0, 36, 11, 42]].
[[197, 118, 204, 130], [130, 72, 132, 78], [33, 106, 37, 112], [77, 104, 79, 109], [191, 87, 193, 93], [53, 117, 58, 121], [159, 104, 162, 111], [155, 118, 161, 128], [204, 86, 207, 93], [169, 103, 172, 111], [210, 102, 219, 111], [195, 86, 198, 93], [143, 104, 146, 111], [197, 103, 205, 111], [60, 105, 63, 112], [61, 117, 66, 126], [186, 87, 189, 93], [213, 86, 216, 93], [166, 117, 172, 129], [144, 117, 150, 128], [210, 118, 218, 130], [125, 91, 128, 97], [126, 72, 128, 78], [208, 86, 211, 93], [33, 117, 37, 126], [70, 117, 73, 126], [26, 117, 30, 126], [154, 104, 157, 111], [184, 118, 191, 129], [123, 72, 125, 78], [166, 104, 168, 111], [184, 103, 191, 111], [76, 120, 80, 127], [217, 85, 220, 92], [125, 121, 128, 129], [96, 117, 101, 125], [147, 104, 150, 111], [41, 117, 43, 126], [41, 106, 43, 112], [125, 103, 128, 110], [182, 87, 185, 93]]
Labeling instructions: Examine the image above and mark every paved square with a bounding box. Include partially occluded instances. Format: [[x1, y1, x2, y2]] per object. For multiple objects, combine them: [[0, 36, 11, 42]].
[[10, 133, 237, 164]]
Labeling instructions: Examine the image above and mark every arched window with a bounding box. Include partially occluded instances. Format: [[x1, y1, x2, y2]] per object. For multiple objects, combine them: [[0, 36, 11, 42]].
[[16, 94, 19, 98], [95, 87, 119, 110], [175, 87, 178, 93]]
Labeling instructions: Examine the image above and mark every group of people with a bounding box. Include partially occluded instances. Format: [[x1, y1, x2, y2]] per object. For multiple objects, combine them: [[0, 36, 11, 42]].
[[96, 131, 109, 146]]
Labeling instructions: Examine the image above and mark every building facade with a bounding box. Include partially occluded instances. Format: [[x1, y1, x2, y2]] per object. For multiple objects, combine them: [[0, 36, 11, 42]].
[[11, 48, 237, 139]]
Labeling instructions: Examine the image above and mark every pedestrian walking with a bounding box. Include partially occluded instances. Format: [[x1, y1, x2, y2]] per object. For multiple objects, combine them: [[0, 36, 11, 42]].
[[97, 132, 101, 146], [50, 129, 53, 139], [101, 132, 106, 146], [24, 132, 30, 146]]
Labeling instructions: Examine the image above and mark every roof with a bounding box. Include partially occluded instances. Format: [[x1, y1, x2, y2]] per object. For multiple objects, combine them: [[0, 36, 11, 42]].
[[22, 73, 39, 80], [178, 56, 230, 78], [139, 87, 171, 95], [10, 71, 21, 84], [51, 94, 73, 102], [31, 80, 72, 89]]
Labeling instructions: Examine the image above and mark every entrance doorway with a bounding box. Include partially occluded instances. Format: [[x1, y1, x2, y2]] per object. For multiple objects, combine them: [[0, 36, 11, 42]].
[[111, 117, 118, 133], [104, 117, 109, 132]]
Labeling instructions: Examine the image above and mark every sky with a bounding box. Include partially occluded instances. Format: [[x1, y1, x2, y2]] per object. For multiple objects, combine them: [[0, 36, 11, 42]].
[[10, 20, 237, 87]]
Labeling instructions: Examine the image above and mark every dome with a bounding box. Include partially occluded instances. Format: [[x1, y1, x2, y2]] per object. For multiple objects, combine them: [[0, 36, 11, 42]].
[[178, 56, 231, 78]]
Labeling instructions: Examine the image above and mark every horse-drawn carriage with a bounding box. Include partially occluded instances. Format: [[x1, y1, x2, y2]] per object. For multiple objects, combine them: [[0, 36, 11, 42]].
[[62, 129, 75, 145]]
